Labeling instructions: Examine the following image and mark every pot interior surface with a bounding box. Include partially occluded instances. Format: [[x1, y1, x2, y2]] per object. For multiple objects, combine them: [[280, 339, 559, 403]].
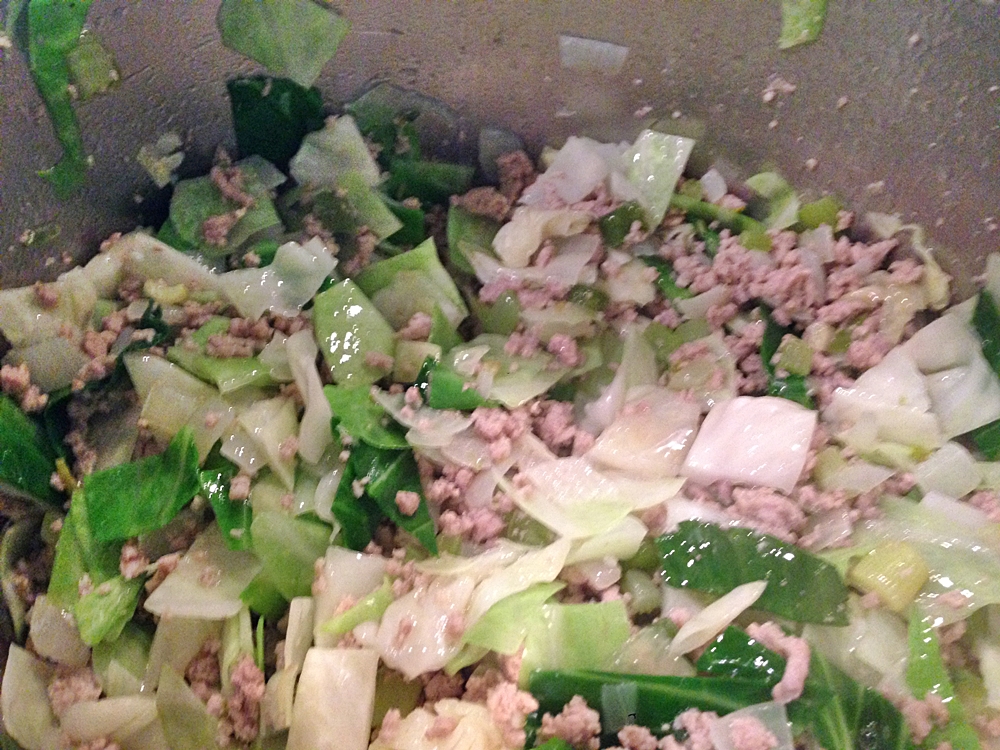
[[0, 0, 998, 293]]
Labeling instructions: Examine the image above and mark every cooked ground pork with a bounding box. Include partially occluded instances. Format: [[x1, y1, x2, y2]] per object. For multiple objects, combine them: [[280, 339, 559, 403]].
[[48, 667, 102, 717], [539, 695, 603, 750]]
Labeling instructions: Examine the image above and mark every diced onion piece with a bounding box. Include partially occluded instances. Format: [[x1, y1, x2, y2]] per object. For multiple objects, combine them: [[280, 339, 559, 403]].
[[60, 697, 158, 744], [676, 285, 730, 321], [682, 396, 817, 493], [709, 702, 795, 750], [286, 330, 333, 463], [237, 396, 299, 489], [699, 168, 727, 203], [668, 580, 767, 657]]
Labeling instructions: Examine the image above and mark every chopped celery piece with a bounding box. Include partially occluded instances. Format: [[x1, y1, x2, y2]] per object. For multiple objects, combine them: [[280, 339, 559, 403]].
[[227, 76, 324, 171], [0, 395, 60, 507], [446, 204, 500, 274], [798, 195, 841, 229], [81, 427, 200, 542], [217, 0, 349, 88], [847, 541, 929, 613], [313, 280, 397, 386], [643, 319, 711, 367], [779, 0, 828, 49], [641, 256, 695, 300], [386, 159, 474, 205], [27, 0, 92, 196], [599, 202, 646, 248], [739, 226, 773, 252], [669, 193, 765, 234], [337, 171, 403, 240], [776, 335, 814, 376], [567, 284, 610, 313], [621, 570, 661, 615], [320, 578, 393, 637]]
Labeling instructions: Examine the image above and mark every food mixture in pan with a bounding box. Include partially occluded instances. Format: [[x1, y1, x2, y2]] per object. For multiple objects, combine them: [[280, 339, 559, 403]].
[[2, 4, 999, 750]]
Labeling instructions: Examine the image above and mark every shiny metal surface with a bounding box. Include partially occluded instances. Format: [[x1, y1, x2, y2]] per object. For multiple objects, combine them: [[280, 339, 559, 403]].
[[1, 0, 998, 292]]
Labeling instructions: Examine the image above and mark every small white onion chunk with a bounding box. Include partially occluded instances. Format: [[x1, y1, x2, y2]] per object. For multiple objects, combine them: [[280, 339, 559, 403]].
[[682, 396, 817, 493]]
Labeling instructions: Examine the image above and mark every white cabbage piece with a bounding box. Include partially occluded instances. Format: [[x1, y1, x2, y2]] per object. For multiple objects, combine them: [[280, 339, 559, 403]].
[[3, 335, 91, 392], [367, 577, 476, 679], [27, 594, 90, 667], [900, 311, 982, 373], [913, 442, 981, 499], [60, 696, 158, 746], [924, 352, 1000, 438], [682, 396, 817, 493], [581, 324, 658, 434], [471, 233, 598, 289], [587, 386, 700, 479], [507, 457, 684, 538], [218, 237, 337, 320], [313, 547, 386, 648], [370, 698, 518, 750], [143, 525, 262, 620], [825, 348, 942, 450], [565, 515, 648, 565], [601, 258, 658, 306], [520, 135, 624, 205], [668, 581, 768, 658], [492, 207, 591, 268], [626, 129, 695, 226], [237, 395, 299, 489], [289, 115, 381, 189], [286, 330, 334, 463], [1, 645, 60, 750], [142, 618, 222, 693], [262, 597, 317, 735]]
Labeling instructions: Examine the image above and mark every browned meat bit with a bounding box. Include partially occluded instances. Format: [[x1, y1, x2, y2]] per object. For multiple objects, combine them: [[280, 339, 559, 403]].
[[48, 667, 102, 717], [119, 540, 149, 580], [452, 186, 511, 222], [202, 209, 247, 248], [185, 637, 222, 701], [227, 654, 266, 743], [341, 227, 379, 277], [497, 150, 537, 201], [210, 164, 256, 209], [538, 695, 602, 750], [33, 281, 60, 309], [397, 311, 433, 341], [1, 362, 48, 412]]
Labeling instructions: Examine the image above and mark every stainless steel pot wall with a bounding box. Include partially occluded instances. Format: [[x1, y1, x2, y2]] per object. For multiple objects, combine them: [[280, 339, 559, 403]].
[[1, 1, 998, 291]]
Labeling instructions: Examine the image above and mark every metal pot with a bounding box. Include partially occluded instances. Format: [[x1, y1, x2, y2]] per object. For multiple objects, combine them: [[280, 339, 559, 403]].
[[1, 1, 998, 293]]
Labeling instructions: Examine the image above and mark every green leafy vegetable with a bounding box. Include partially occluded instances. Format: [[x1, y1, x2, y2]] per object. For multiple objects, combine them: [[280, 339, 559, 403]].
[[27, 0, 93, 195], [47, 490, 122, 608], [386, 159, 474, 206], [973, 291, 1000, 377], [200, 465, 252, 551], [746, 172, 800, 230], [656, 521, 849, 625], [330, 459, 382, 551], [383, 195, 427, 247], [217, 0, 350, 88], [249, 511, 331, 600], [312, 280, 398, 386], [599, 202, 647, 248], [968, 418, 1000, 460], [227, 76, 324, 171], [761, 309, 815, 408], [799, 196, 841, 229], [779, 0, 828, 49], [446, 204, 500, 275], [696, 626, 788, 684], [324, 384, 409, 449], [907, 614, 980, 750], [74, 576, 142, 646], [0, 395, 60, 507], [530, 670, 774, 745], [641, 256, 695, 301], [82, 427, 201, 542], [348, 442, 437, 553]]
